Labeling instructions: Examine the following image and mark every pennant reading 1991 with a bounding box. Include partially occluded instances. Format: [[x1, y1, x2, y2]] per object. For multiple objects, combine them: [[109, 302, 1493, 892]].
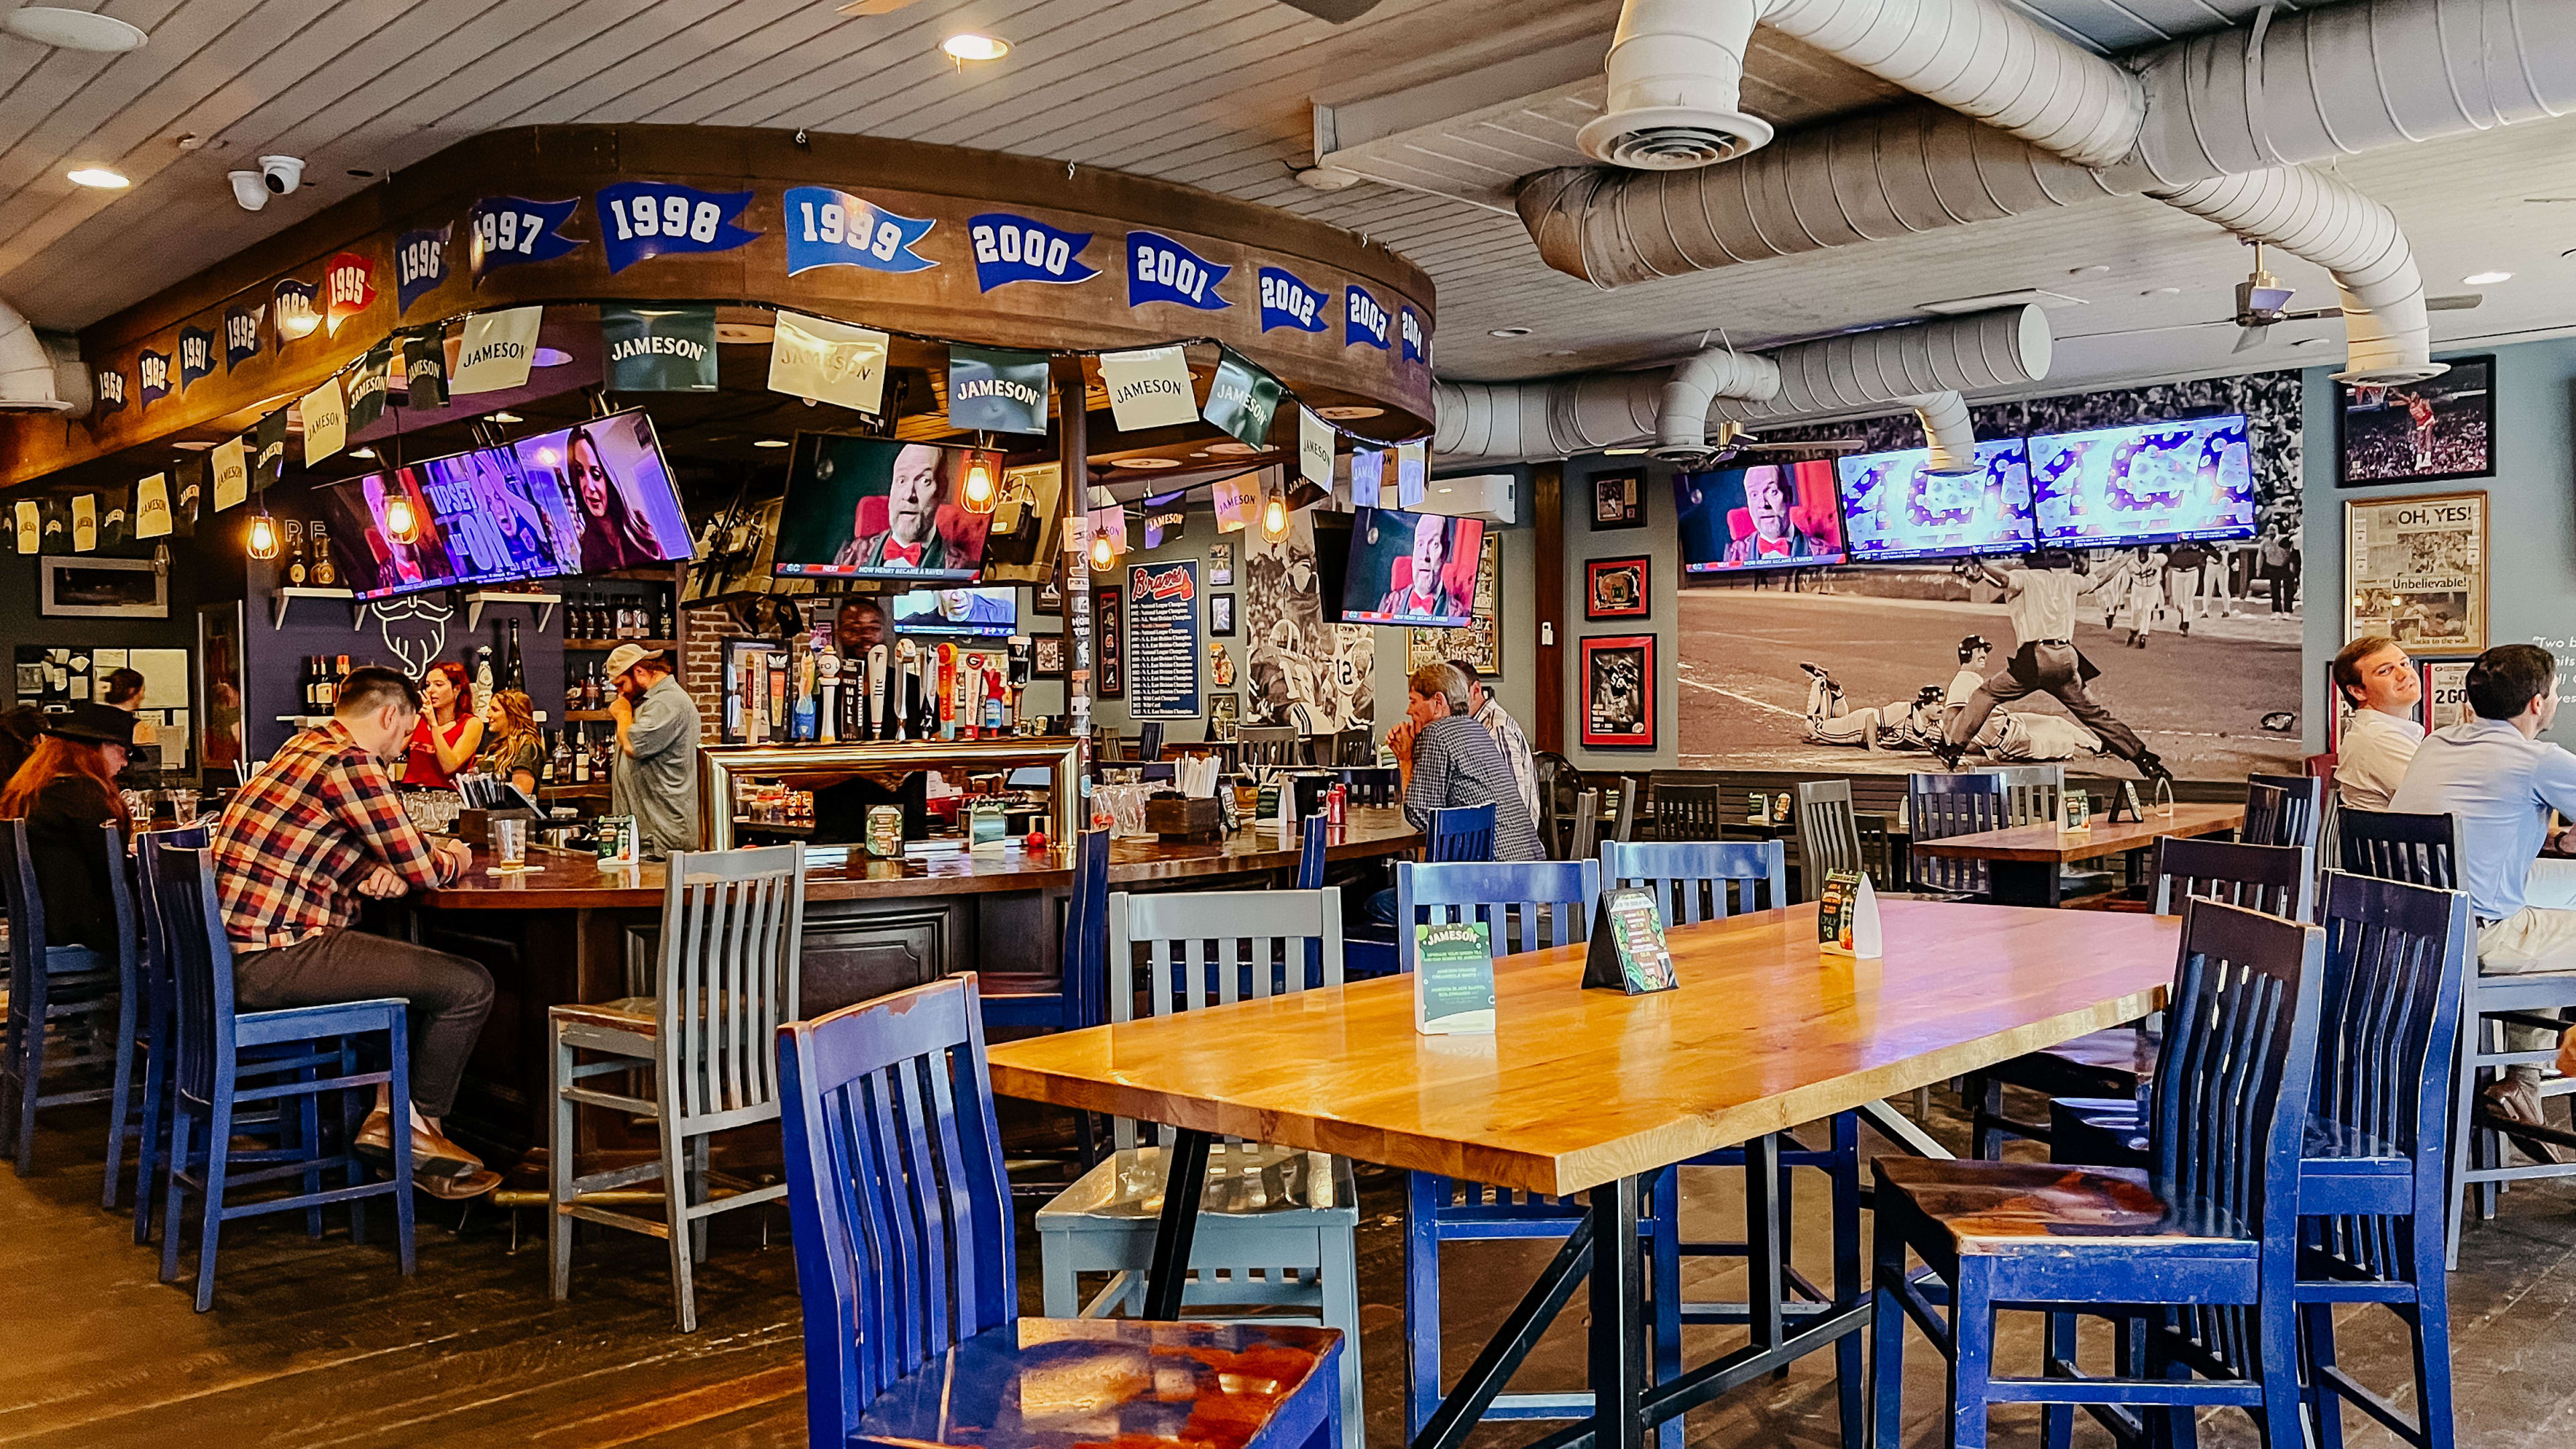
[[469, 196, 584, 280], [1202, 349, 1281, 447], [784, 186, 936, 275], [596, 182, 758, 273], [451, 307, 543, 394], [1096, 345, 1197, 431], [947, 344, 1051, 435], [176, 327, 215, 394]]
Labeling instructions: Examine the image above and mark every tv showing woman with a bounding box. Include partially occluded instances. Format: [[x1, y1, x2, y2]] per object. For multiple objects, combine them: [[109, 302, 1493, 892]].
[[567, 424, 665, 572]]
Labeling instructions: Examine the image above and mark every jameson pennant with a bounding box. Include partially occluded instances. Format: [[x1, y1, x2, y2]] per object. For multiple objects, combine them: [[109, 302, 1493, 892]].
[[176, 326, 216, 393], [596, 182, 758, 273], [1346, 285, 1390, 350], [1096, 345, 1197, 431], [323, 251, 376, 337], [93, 366, 125, 415], [136, 349, 171, 407], [172, 460, 203, 538], [211, 435, 249, 512], [451, 306, 543, 394], [345, 341, 393, 432], [1257, 266, 1327, 334], [300, 377, 347, 466], [1127, 230, 1229, 311], [252, 411, 288, 491], [1348, 446, 1384, 508], [135, 472, 171, 540], [223, 302, 263, 370], [784, 186, 936, 274], [71, 494, 95, 552], [969, 212, 1097, 291], [395, 223, 451, 313], [947, 344, 1051, 435], [1396, 440, 1428, 508], [272, 277, 321, 343], [1202, 348, 1281, 447], [100, 485, 130, 547], [601, 303, 718, 392], [469, 196, 584, 280], [767, 311, 888, 413], [1299, 406, 1334, 486], [403, 333, 447, 410], [11, 500, 34, 555]]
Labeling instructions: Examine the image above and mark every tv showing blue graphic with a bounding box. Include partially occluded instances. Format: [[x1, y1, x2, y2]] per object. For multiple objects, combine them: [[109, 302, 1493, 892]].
[[2029, 414, 2255, 547], [1836, 439, 2035, 561], [892, 586, 1018, 639]]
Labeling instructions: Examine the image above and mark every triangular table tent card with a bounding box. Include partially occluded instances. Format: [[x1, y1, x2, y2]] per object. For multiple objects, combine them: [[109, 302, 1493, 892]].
[[1584, 886, 1677, 994]]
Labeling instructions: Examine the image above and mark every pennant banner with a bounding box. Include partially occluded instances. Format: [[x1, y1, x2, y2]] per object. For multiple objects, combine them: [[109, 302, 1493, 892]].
[[323, 251, 376, 336], [1401, 305, 1427, 364], [602, 303, 718, 392], [12, 501, 35, 555], [1258, 266, 1326, 334], [100, 485, 129, 547], [136, 349, 170, 407], [403, 333, 447, 410], [70, 494, 95, 552], [176, 326, 216, 392], [1345, 285, 1390, 350], [272, 277, 320, 342], [596, 182, 758, 273], [171, 460, 202, 539], [784, 186, 936, 275], [300, 378, 346, 466], [1349, 447, 1384, 508], [469, 196, 584, 280], [1127, 230, 1229, 310], [345, 341, 392, 432], [252, 412, 287, 492], [1097, 345, 1198, 431], [969, 212, 1097, 291], [211, 436, 249, 512], [1212, 472, 1259, 533], [395, 224, 451, 313], [223, 302, 263, 370], [136, 472, 172, 539], [1202, 349, 1281, 447], [1299, 406, 1334, 486], [767, 310, 889, 413], [1396, 440, 1428, 508], [93, 366, 125, 415], [452, 306, 543, 394], [947, 344, 1051, 435]]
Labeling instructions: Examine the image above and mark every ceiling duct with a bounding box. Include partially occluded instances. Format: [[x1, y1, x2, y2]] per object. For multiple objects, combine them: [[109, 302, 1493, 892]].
[[0, 297, 78, 413], [1578, 0, 1774, 169]]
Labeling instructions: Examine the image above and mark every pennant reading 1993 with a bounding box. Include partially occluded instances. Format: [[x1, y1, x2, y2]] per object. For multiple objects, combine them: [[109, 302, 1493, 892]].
[[784, 187, 935, 275]]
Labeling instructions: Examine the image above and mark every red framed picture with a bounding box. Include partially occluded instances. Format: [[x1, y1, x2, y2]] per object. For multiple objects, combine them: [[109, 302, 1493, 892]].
[[1585, 555, 1651, 620], [1580, 634, 1656, 749]]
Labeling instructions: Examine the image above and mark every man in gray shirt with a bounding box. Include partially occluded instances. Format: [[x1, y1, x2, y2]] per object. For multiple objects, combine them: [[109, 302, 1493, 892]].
[[604, 644, 702, 856], [1937, 549, 2170, 784], [1391, 662, 1544, 862]]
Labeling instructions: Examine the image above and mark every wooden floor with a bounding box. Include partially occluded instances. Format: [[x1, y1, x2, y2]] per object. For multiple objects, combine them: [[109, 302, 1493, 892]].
[[6, 1094, 2576, 1448]]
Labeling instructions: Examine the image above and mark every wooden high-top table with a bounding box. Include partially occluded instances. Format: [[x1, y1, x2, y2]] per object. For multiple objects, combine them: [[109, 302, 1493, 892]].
[[986, 900, 2182, 1449], [1908, 801, 2247, 906]]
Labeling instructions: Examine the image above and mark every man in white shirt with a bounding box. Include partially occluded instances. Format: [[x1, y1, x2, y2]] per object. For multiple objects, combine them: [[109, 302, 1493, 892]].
[[1938, 551, 2170, 783], [2331, 635, 2424, 811], [1454, 660, 1539, 827], [2389, 644, 2576, 1159]]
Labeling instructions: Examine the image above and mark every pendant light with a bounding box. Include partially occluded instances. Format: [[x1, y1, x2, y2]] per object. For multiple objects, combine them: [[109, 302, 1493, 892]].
[[1089, 527, 1116, 571], [961, 443, 998, 514], [247, 508, 280, 560], [382, 492, 419, 542], [1260, 492, 1289, 541]]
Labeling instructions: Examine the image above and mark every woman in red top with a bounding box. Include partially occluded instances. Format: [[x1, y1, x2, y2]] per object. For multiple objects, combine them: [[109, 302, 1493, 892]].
[[402, 660, 484, 789]]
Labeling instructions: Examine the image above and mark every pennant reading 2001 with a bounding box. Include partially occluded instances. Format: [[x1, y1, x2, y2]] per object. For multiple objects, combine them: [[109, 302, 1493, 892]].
[[784, 186, 935, 275], [596, 182, 758, 274], [1128, 230, 1228, 311], [469, 196, 584, 280], [969, 213, 1097, 291]]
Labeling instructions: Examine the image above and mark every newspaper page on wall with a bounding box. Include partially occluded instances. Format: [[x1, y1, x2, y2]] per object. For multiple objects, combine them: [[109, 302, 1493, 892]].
[[1406, 532, 1501, 675], [2344, 491, 2486, 653]]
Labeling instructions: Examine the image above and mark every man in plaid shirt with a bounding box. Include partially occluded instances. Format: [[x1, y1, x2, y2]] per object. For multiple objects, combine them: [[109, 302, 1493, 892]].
[[214, 665, 496, 1197]]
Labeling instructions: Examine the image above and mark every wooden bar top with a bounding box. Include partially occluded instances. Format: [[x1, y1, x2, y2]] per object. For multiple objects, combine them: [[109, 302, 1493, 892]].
[[985, 900, 2182, 1197], [1907, 802, 2245, 863], [415, 806, 1419, 909]]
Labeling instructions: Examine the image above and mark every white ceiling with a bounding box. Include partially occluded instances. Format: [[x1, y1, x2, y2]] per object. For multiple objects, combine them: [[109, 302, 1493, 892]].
[[2, 0, 2571, 404]]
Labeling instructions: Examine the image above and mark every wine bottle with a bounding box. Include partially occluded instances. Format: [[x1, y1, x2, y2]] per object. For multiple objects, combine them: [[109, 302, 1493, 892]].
[[296, 656, 314, 712], [571, 723, 591, 782], [655, 590, 676, 641], [504, 620, 525, 691]]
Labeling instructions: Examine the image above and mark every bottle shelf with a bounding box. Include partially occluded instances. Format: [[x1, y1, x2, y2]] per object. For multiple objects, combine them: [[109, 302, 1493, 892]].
[[462, 590, 559, 633], [562, 638, 679, 651], [564, 710, 614, 722]]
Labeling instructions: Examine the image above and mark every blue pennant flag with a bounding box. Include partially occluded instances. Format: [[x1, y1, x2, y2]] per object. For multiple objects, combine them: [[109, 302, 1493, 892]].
[[468, 195, 584, 280], [596, 182, 759, 274], [968, 212, 1098, 292], [395, 223, 451, 313], [1401, 305, 1427, 364], [784, 186, 936, 275], [223, 303, 263, 369], [176, 327, 216, 392], [93, 367, 125, 415], [1258, 266, 1327, 333], [1127, 230, 1230, 311], [137, 349, 171, 407], [272, 278, 320, 344], [1345, 285, 1391, 350]]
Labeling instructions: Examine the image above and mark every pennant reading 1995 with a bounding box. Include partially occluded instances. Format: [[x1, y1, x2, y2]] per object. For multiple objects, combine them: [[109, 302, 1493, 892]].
[[784, 187, 935, 275], [596, 182, 758, 273], [323, 252, 376, 337]]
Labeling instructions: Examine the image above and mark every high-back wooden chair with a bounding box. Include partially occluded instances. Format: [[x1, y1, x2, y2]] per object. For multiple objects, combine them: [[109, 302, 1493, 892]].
[[2242, 773, 2324, 851], [125, 822, 208, 1246], [2150, 836, 2315, 920], [1238, 725, 1299, 771], [1566, 788, 1603, 865], [2337, 809, 2461, 890], [1794, 780, 1865, 890], [1607, 777, 1640, 843], [1135, 722, 1165, 762], [1981, 763, 2063, 827], [1599, 839, 1787, 924], [1424, 804, 1496, 863], [1907, 772, 2004, 895], [1, 817, 129, 1179], [1651, 781, 1726, 841]]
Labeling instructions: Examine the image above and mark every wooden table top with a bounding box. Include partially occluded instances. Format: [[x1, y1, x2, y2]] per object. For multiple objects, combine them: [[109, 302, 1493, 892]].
[[1906, 802, 2245, 863], [985, 900, 2181, 1197], [415, 806, 1419, 910]]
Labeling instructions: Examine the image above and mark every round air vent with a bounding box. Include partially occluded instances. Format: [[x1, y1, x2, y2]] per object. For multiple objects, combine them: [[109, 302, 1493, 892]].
[[1576, 107, 1772, 170]]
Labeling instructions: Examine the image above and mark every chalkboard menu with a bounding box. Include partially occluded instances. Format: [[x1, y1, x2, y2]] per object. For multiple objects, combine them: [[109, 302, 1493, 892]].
[[1125, 559, 1203, 720]]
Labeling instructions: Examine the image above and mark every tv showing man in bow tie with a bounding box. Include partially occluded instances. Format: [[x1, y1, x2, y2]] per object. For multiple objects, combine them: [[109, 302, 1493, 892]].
[[771, 435, 993, 582], [1675, 460, 1847, 574]]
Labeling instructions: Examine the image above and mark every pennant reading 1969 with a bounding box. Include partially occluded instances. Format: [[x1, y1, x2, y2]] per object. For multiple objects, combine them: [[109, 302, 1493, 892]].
[[469, 196, 584, 280], [93, 367, 124, 415], [784, 186, 936, 275], [596, 182, 758, 274]]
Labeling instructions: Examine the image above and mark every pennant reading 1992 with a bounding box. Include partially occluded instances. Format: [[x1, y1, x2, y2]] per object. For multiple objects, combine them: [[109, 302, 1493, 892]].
[[469, 197, 584, 280], [451, 307, 543, 394], [223, 303, 263, 370], [136, 350, 170, 407], [596, 182, 758, 273], [784, 186, 936, 275]]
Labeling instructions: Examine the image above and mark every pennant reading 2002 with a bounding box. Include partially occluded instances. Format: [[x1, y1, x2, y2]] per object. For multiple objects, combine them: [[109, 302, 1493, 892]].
[[1258, 266, 1326, 334], [596, 182, 758, 274], [469, 196, 584, 280], [784, 186, 935, 275]]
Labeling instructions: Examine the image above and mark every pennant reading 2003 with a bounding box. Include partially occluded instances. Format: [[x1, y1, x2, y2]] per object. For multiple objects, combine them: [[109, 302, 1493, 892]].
[[969, 213, 1096, 291], [596, 182, 758, 274], [784, 186, 935, 275], [469, 196, 584, 280], [1345, 286, 1390, 350]]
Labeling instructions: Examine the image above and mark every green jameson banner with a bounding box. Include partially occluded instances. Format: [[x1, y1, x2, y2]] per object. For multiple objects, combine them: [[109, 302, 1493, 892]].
[[947, 343, 1051, 435], [602, 303, 718, 392], [1203, 347, 1282, 447]]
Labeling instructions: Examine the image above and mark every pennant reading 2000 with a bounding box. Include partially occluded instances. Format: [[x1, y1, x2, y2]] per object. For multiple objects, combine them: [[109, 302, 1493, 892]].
[[469, 196, 584, 280], [784, 186, 935, 275], [596, 182, 758, 273]]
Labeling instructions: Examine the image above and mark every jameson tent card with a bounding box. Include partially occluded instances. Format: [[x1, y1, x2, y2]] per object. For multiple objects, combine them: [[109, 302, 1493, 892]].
[[1415, 920, 1497, 1034], [1584, 887, 1677, 994]]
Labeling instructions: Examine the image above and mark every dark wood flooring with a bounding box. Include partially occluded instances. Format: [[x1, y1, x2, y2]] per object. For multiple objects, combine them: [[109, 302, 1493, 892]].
[[5, 1094, 2573, 1448]]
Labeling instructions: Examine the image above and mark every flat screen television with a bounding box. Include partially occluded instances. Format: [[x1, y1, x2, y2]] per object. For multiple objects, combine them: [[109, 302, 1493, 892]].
[[313, 468, 462, 600], [506, 409, 693, 572], [2029, 413, 2255, 547], [406, 449, 567, 586], [771, 436, 998, 583], [890, 585, 1018, 638], [1338, 507, 1483, 627], [1674, 460, 1847, 572], [1837, 439, 2035, 562]]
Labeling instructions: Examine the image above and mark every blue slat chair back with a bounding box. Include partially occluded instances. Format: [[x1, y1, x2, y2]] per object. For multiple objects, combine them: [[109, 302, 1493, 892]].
[[1063, 828, 1110, 1028], [1980, 763, 2063, 828], [1395, 859, 1600, 969], [2335, 809, 2461, 891], [1295, 814, 1330, 891], [1424, 804, 1495, 863], [1136, 722, 1164, 763], [144, 839, 237, 1110], [3, 816, 50, 977], [132, 824, 209, 1041], [2149, 836, 2316, 921], [2245, 771, 2323, 851], [1906, 771, 2004, 894], [777, 975, 1018, 1442], [1599, 839, 1786, 926]]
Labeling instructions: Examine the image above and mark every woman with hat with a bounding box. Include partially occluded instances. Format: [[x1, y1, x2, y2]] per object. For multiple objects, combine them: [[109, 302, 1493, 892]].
[[0, 702, 136, 955]]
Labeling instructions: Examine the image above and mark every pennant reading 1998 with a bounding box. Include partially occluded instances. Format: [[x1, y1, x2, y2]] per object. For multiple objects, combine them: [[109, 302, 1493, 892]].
[[767, 311, 888, 413], [451, 307, 543, 394], [1097, 345, 1197, 431], [596, 182, 758, 274]]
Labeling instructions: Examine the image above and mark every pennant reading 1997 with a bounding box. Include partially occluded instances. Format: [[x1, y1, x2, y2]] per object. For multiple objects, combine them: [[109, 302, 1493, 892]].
[[451, 307, 543, 394], [469, 196, 584, 280], [767, 311, 888, 413]]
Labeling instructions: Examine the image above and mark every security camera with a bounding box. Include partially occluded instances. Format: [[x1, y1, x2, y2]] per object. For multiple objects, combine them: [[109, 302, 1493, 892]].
[[258, 155, 305, 195], [227, 170, 268, 211]]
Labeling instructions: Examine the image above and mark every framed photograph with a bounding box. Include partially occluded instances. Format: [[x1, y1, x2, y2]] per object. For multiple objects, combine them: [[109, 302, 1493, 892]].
[[1092, 585, 1124, 698], [40, 555, 166, 618], [1579, 635, 1656, 749], [2344, 492, 2485, 652], [196, 602, 246, 782], [1211, 592, 1236, 636], [1591, 470, 1646, 531], [1208, 540, 1234, 586], [1032, 633, 1068, 677], [2337, 355, 2495, 486], [1032, 571, 1065, 616], [1586, 555, 1651, 619], [2422, 657, 2473, 731]]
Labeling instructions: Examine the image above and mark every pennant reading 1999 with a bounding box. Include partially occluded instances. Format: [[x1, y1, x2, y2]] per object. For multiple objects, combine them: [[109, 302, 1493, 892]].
[[767, 311, 888, 414], [784, 187, 935, 275]]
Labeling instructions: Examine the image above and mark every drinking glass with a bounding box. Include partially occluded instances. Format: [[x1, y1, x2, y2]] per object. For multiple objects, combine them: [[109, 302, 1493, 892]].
[[164, 788, 199, 824], [492, 816, 528, 872]]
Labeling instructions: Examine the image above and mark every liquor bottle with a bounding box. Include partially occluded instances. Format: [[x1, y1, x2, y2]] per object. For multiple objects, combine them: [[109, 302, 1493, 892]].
[[310, 655, 330, 711], [504, 620, 525, 692], [792, 647, 818, 743], [655, 589, 676, 641], [577, 662, 596, 712], [474, 645, 496, 722], [296, 656, 314, 712], [571, 723, 591, 782], [565, 666, 584, 714], [284, 520, 307, 586], [309, 523, 336, 587]]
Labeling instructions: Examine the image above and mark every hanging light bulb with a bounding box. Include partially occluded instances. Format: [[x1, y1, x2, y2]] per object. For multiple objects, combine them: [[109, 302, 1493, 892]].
[[1089, 529, 1116, 571], [1261, 493, 1289, 540], [247, 510, 280, 560], [383, 492, 419, 542], [961, 452, 997, 513]]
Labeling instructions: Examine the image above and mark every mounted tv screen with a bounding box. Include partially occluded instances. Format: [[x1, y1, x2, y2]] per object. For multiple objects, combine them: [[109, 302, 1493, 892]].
[[2029, 413, 2255, 547], [1837, 439, 2036, 562], [1674, 460, 1847, 573], [891, 585, 1018, 638], [772, 436, 998, 583], [506, 409, 693, 572], [409, 448, 570, 585], [1338, 507, 1483, 627], [313, 468, 462, 601]]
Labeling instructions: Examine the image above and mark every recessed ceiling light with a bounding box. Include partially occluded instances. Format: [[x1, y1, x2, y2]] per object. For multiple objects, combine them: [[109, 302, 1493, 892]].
[[3, 7, 148, 52], [942, 32, 1009, 60], [1488, 327, 1532, 338], [753, 439, 790, 449], [349, 446, 377, 458], [1112, 455, 1181, 469], [2463, 270, 2514, 286], [66, 167, 129, 189], [1205, 441, 1262, 455], [1315, 405, 1383, 421], [489, 411, 521, 423], [533, 347, 573, 368]]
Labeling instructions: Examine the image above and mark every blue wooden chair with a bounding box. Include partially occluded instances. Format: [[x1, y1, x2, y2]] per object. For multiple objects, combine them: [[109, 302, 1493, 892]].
[[776, 973, 1344, 1449], [1, 817, 129, 1177], [1906, 772, 2004, 895], [125, 824, 209, 1244], [2049, 869, 2467, 1449], [2244, 772, 2325, 852], [146, 836, 418, 1311], [1872, 898, 2326, 1449], [1346, 805, 1499, 980], [1599, 839, 1864, 1446], [1390, 857, 1683, 1449]]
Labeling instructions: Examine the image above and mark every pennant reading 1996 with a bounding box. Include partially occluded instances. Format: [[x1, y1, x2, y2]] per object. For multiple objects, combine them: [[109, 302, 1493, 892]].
[[451, 307, 543, 394], [395, 224, 450, 314], [784, 186, 936, 275], [1096, 345, 1197, 431], [596, 182, 758, 273]]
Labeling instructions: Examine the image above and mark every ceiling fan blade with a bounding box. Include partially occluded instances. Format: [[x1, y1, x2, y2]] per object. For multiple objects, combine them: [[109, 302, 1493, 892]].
[[2231, 323, 2273, 355], [2279, 306, 2344, 321], [2426, 293, 2483, 311], [1271, 0, 1387, 19]]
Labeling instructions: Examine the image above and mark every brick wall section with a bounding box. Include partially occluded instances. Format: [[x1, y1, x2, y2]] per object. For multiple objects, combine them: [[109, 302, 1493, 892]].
[[680, 601, 743, 741]]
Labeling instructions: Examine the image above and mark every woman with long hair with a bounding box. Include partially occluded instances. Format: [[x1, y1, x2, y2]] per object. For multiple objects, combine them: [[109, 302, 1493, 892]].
[[568, 425, 662, 572], [0, 703, 136, 955], [402, 660, 484, 790], [476, 688, 543, 796]]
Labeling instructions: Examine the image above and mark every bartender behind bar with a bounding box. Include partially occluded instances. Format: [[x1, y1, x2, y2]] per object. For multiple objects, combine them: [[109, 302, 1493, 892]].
[[605, 643, 701, 856]]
